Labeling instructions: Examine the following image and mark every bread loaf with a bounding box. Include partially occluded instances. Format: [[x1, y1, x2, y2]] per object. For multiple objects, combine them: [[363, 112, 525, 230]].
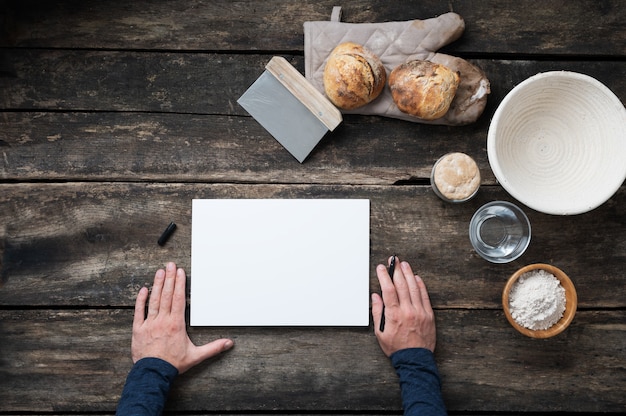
[[389, 60, 460, 120], [323, 42, 386, 110]]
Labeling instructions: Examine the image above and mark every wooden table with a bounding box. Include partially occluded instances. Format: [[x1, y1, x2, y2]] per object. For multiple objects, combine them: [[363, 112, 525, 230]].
[[1, 1, 624, 414]]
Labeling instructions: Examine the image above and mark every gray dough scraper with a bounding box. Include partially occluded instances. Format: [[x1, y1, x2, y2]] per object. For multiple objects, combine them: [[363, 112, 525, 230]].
[[238, 56, 342, 163]]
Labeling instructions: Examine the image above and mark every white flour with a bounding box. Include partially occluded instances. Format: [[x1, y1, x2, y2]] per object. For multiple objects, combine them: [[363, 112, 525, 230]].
[[508, 269, 566, 330]]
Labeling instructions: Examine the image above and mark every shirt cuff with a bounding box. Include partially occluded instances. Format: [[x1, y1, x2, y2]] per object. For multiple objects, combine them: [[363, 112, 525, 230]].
[[116, 357, 179, 416], [133, 357, 179, 378], [390, 347, 438, 371], [390, 348, 447, 416]]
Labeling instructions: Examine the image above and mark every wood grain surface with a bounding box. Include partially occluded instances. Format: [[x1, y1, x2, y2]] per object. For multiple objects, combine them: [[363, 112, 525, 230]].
[[0, 0, 624, 414], [1, 309, 624, 412]]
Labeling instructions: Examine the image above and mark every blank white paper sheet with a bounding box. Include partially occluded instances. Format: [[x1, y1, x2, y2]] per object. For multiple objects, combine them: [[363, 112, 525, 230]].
[[190, 199, 370, 326]]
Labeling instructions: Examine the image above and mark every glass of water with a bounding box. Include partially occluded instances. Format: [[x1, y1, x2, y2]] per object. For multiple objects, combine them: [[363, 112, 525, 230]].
[[469, 201, 531, 263]]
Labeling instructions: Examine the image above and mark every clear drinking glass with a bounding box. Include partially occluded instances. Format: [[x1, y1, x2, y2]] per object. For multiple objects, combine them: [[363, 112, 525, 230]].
[[469, 201, 531, 263]]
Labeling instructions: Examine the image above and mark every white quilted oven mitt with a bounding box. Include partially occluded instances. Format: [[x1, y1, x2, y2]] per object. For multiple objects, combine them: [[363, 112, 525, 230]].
[[304, 7, 490, 125]]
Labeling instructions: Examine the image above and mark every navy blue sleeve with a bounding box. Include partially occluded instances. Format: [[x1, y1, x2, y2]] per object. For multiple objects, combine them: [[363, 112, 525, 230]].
[[116, 357, 179, 416], [390, 348, 447, 416]]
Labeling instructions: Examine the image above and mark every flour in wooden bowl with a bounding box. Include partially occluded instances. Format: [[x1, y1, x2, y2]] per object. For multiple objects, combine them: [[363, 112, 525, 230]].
[[508, 269, 566, 330]]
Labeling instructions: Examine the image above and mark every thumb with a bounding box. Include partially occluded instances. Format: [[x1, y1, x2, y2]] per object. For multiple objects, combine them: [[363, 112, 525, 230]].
[[182, 339, 234, 373], [198, 338, 234, 359], [371, 293, 383, 331]]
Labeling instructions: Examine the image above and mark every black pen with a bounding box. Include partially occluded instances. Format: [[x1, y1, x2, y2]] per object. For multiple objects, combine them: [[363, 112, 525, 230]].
[[158, 221, 177, 246], [379, 254, 396, 332]]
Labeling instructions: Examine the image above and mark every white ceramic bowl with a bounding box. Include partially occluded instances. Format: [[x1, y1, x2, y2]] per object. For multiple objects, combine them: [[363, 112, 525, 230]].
[[488, 71, 626, 215]]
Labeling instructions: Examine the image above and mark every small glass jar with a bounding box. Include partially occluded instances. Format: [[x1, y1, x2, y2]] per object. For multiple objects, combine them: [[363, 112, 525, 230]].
[[431, 152, 481, 203]]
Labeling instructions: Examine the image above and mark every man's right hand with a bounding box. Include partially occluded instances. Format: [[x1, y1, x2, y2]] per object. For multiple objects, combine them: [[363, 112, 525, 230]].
[[371, 257, 437, 356]]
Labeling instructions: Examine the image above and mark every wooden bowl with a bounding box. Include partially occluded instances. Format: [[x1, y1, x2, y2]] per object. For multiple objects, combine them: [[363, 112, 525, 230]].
[[502, 263, 577, 338]]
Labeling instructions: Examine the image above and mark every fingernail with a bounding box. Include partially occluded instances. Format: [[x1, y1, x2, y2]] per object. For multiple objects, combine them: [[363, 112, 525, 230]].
[[224, 339, 234, 350]]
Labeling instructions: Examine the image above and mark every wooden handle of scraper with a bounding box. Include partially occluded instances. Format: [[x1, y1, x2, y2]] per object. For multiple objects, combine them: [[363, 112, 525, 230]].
[[265, 56, 342, 131]]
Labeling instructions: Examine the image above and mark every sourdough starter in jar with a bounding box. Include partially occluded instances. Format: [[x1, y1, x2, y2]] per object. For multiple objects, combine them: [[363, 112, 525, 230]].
[[431, 152, 481, 202]]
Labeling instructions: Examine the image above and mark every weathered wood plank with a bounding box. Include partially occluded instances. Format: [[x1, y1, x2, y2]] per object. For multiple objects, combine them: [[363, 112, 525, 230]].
[[0, 111, 492, 184], [437, 309, 626, 413], [0, 56, 624, 183], [1, 51, 624, 114], [0, 309, 624, 413], [0, 183, 624, 308], [1, 0, 624, 57]]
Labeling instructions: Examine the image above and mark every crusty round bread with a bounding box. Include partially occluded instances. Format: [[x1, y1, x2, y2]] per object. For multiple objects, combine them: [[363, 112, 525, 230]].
[[431, 152, 480, 202], [389, 60, 460, 120], [323, 42, 386, 110]]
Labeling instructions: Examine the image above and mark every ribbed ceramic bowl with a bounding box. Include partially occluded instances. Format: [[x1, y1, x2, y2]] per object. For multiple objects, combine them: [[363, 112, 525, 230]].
[[502, 263, 577, 338], [488, 71, 626, 215]]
